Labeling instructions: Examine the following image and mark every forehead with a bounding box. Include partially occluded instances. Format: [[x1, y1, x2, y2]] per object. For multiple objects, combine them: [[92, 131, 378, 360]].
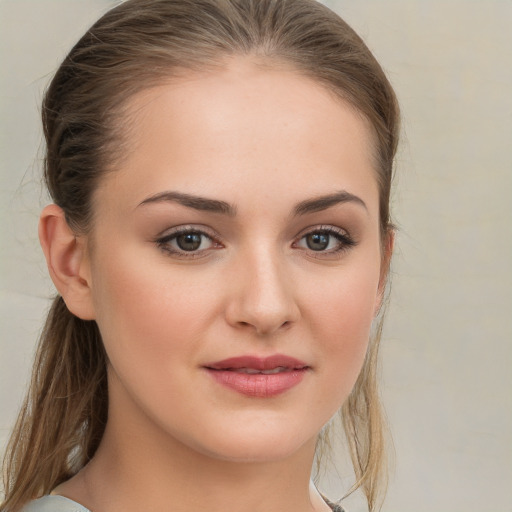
[[96, 57, 379, 217]]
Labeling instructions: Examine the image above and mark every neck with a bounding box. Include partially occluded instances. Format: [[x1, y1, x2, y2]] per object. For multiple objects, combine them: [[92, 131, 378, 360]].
[[58, 377, 330, 512], [81, 422, 324, 512]]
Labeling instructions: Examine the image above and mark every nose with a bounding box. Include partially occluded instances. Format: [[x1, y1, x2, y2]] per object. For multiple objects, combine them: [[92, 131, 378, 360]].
[[224, 247, 300, 336]]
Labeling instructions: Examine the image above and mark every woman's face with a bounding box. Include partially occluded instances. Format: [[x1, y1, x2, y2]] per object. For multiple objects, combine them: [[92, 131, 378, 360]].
[[84, 58, 386, 462]]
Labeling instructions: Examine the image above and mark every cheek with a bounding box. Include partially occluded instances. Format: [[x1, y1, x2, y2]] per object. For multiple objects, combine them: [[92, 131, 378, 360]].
[[302, 259, 380, 390], [89, 247, 216, 369]]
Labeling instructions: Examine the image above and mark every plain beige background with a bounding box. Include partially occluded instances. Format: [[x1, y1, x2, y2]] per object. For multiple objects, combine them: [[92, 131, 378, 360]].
[[1, 1, 511, 511]]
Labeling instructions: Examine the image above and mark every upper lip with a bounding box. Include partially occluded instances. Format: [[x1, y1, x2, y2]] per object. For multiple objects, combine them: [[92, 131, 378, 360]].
[[204, 354, 309, 371]]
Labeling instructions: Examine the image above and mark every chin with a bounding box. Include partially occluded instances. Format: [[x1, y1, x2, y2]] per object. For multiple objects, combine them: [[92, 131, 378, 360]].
[[199, 439, 312, 464], [182, 418, 318, 464]]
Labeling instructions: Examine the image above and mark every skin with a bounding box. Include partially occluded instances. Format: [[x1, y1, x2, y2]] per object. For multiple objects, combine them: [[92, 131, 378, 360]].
[[41, 57, 391, 512]]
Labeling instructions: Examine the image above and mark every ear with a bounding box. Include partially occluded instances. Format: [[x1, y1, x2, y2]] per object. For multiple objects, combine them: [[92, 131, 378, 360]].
[[375, 228, 395, 315], [39, 204, 96, 320]]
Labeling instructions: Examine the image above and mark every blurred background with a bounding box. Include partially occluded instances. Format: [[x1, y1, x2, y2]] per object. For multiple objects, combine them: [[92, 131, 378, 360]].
[[1, 1, 511, 510]]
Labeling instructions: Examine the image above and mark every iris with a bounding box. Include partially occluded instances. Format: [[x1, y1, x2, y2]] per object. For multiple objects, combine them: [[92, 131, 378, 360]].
[[306, 232, 330, 251], [176, 233, 202, 251]]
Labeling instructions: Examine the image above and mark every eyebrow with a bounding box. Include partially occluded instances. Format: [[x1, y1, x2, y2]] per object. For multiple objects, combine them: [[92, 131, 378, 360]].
[[138, 191, 237, 216], [293, 191, 367, 216], [138, 189, 366, 217]]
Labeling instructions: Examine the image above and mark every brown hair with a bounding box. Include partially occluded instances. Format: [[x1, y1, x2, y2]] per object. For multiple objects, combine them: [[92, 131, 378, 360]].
[[2, 1, 399, 511]]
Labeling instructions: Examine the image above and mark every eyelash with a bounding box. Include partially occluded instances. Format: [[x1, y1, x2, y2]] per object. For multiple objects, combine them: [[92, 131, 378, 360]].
[[293, 225, 356, 258], [155, 225, 356, 259], [155, 226, 222, 259]]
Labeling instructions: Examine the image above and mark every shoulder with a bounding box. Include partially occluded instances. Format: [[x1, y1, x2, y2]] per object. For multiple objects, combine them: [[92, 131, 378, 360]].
[[20, 496, 91, 512]]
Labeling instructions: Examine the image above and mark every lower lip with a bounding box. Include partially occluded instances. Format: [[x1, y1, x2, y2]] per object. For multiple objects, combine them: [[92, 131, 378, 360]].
[[205, 368, 308, 398]]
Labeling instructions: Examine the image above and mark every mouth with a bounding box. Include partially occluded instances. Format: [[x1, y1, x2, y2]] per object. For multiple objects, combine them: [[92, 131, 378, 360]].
[[203, 355, 310, 398], [221, 366, 300, 375]]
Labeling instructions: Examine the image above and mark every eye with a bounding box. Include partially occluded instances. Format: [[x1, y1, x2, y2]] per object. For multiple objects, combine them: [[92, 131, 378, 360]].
[[174, 232, 209, 252], [303, 232, 334, 251], [295, 227, 356, 254], [156, 227, 221, 257]]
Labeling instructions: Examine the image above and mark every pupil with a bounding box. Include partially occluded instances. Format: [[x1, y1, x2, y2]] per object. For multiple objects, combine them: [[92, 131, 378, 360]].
[[307, 233, 329, 251], [177, 233, 202, 251]]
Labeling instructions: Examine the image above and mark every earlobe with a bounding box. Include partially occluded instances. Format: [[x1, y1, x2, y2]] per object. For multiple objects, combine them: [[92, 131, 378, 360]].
[[375, 228, 395, 315], [39, 204, 96, 320]]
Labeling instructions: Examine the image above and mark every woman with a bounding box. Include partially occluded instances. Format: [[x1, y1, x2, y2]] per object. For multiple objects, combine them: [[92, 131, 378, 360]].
[[1, 1, 399, 511]]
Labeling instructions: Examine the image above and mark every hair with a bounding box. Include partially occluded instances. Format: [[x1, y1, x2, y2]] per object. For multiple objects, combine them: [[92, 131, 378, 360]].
[[1, 1, 399, 511]]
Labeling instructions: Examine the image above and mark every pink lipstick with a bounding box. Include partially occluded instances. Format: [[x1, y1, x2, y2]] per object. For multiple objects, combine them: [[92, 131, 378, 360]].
[[203, 355, 309, 398]]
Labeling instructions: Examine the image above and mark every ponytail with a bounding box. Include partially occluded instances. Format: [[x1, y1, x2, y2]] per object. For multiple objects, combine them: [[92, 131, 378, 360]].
[[1, 297, 108, 512], [341, 317, 389, 512]]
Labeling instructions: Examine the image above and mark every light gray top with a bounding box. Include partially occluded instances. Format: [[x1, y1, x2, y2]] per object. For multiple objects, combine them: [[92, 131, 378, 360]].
[[21, 494, 345, 512], [21, 495, 91, 512]]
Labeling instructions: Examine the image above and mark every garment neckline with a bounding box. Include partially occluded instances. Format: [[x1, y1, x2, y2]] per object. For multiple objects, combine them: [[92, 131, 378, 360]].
[[46, 493, 344, 512], [47, 494, 92, 511]]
